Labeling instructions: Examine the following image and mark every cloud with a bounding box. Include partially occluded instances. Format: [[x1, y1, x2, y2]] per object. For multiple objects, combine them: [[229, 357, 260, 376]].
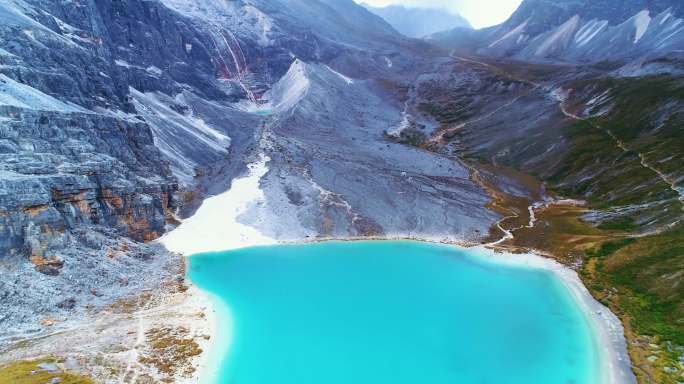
[[357, 0, 522, 29]]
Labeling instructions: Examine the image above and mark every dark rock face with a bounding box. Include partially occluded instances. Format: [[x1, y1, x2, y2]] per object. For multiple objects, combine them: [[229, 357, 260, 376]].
[[0, 0, 239, 267], [0, 108, 176, 261], [0, 0, 220, 333]]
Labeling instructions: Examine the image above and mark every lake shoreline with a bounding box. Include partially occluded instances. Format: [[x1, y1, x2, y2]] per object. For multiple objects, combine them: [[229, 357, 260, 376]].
[[184, 236, 636, 384], [468, 244, 636, 384], [187, 281, 231, 384]]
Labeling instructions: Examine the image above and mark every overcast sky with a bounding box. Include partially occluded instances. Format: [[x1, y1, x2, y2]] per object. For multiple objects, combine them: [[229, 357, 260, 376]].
[[357, 0, 523, 29]]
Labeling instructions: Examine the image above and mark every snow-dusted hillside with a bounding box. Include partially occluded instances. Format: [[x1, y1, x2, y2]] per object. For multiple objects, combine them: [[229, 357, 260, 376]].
[[431, 0, 684, 64]]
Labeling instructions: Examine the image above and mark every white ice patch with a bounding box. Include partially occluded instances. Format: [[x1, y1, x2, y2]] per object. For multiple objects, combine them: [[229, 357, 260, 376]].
[[0, 74, 87, 112], [114, 60, 147, 71], [586, 89, 612, 107], [384, 56, 393, 68], [160, 154, 275, 254], [633, 10, 651, 43], [325, 65, 354, 85], [659, 27, 684, 48]]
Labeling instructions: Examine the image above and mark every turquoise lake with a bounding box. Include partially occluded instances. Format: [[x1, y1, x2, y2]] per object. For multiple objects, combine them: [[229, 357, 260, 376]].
[[188, 241, 600, 384]]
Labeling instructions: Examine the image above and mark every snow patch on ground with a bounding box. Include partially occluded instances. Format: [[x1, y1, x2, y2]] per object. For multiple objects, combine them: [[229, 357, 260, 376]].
[[160, 154, 275, 255], [586, 89, 612, 107], [633, 10, 651, 43], [146, 66, 163, 77], [325, 65, 354, 85], [660, 11, 672, 25], [115, 59, 131, 68]]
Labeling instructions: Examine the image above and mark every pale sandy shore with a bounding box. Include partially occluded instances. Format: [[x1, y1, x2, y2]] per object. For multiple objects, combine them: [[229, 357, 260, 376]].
[[160, 154, 276, 256], [0, 264, 217, 384], [185, 288, 222, 384]]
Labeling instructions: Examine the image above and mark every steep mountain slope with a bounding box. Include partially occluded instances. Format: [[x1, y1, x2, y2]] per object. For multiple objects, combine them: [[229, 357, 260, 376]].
[[0, 0, 492, 358], [251, 59, 496, 241], [431, 0, 684, 63], [362, 4, 472, 38]]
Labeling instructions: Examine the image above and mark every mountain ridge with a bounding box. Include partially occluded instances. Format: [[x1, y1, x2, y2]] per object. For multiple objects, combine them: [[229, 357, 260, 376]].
[[362, 3, 472, 38], [430, 0, 684, 63]]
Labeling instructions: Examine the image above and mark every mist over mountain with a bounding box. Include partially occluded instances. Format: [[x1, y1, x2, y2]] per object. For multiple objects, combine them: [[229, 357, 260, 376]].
[[362, 3, 472, 38]]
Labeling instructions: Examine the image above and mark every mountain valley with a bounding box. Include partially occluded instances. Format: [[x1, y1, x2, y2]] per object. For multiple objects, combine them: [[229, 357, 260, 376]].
[[0, 0, 682, 383]]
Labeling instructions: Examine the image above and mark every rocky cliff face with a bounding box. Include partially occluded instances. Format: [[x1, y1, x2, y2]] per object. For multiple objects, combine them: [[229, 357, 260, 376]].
[[0, 0, 418, 262], [0, 108, 175, 260], [0, 0, 474, 337]]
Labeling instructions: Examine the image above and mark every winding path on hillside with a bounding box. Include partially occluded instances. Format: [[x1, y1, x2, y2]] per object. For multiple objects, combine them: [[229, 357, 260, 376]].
[[447, 53, 682, 245], [553, 92, 684, 206]]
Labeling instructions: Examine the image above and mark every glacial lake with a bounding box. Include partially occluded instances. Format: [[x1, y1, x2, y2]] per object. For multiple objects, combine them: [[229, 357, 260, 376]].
[[188, 240, 600, 384]]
